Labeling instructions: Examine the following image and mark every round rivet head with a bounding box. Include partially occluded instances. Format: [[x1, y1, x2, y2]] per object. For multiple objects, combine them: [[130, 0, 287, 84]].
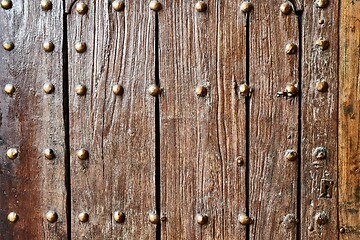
[[113, 211, 125, 223], [46, 210, 58, 223], [195, 214, 208, 225], [41, 0, 52, 10], [339, 227, 345, 233], [148, 84, 161, 96], [77, 148, 89, 160], [75, 42, 87, 53], [112, 0, 125, 11], [1, 0, 12, 9], [43, 148, 55, 160], [315, 39, 330, 50], [239, 83, 251, 97], [75, 84, 86, 96], [43, 83, 55, 94], [76, 2, 88, 14], [196, 85, 207, 97], [240, 2, 253, 13], [285, 84, 298, 97], [280, 2, 292, 15], [4, 84, 15, 95], [285, 43, 298, 55], [7, 212, 18, 223], [195, 1, 207, 12], [43, 41, 54, 52], [7, 148, 18, 160], [149, 212, 160, 224], [78, 212, 89, 222], [238, 213, 251, 225], [316, 81, 329, 92], [113, 84, 124, 95], [316, 0, 329, 8], [315, 212, 328, 225], [3, 41, 14, 51], [149, 0, 162, 12], [285, 149, 297, 161]]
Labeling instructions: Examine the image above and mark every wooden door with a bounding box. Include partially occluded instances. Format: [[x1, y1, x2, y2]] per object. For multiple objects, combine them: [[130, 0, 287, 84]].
[[0, 0, 359, 239]]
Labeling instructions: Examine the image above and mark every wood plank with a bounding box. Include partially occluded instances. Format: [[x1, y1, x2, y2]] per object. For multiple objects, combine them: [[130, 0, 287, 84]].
[[339, 0, 360, 238], [159, 0, 247, 239], [249, 1, 299, 239], [301, 0, 339, 238], [67, 0, 157, 238], [0, 0, 67, 239]]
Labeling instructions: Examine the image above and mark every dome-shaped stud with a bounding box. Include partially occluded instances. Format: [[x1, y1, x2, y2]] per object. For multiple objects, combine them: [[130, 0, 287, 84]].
[[75, 42, 87, 53], [113, 84, 124, 95], [43, 148, 55, 160], [43, 41, 54, 52], [238, 213, 251, 225], [113, 211, 125, 223], [280, 2, 292, 15], [78, 212, 89, 222], [7, 212, 18, 223], [76, 148, 89, 160], [195, 214, 208, 225], [315, 0, 329, 8], [285, 84, 298, 97], [75, 84, 86, 96], [315, 39, 330, 50], [3, 41, 14, 51], [285, 149, 297, 161], [149, 0, 162, 12], [1, 0, 12, 9], [4, 84, 15, 95], [313, 147, 327, 160], [315, 211, 328, 225], [196, 85, 207, 97], [46, 210, 58, 223], [147, 84, 161, 96], [149, 213, 160, 224], [240, 2, 253, 13], [43, 83, 55, 94], [76, 2, 88, 14], [285, 43, 297, 55], [195, 1, 207, 12], [339, 227, 345, 233], [239, 83, 252, 97], [7, 148, 18, 160], [316, 81, 328, 92], [112, 0, 125, 11], [40, 0, 52, 11]]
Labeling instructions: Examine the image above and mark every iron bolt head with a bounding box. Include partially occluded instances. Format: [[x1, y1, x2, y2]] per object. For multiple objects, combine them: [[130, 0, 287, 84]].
[[280, 2, 292, 15], [315, 212, 328, 225], [75, 84, 87, 96], [316, 0, 329, 8], [7, 212, 18, 223], [285, 149, 298, 161], [75, 42, 87, 53], [41, 0, 52, 11], [196, 85, 208, 97], [149, 0, 162, 12], [195, 1, 207, 12], [238, 213, 251, 225], [77, 148, 89, 160], [240, 2, 253, 13], [113, 211, 125, 223], [313, 147, 327, 160], [78, 212, 89, 222], [195, 214, 208, 225], [43, 41, 54, 52], [76, 2, 88, 14], [148, 212, 160, 224], [113, 84, 124, 95], [285, 43, 298, 54], [315, 39, 330, 50], [148, 84, 161, 96], [316, 81, 328, 92], [46, 210, 58, 223], [285, 84, 298, 97], [43, 83, 55, 94], [7, 148, 18, 160], [239, 83, 252, 97], [43, 148, 55, 160], [4, 84, 15, 95], [1, 0, 12, 9], [112, 0, 125, 11], [339, 227, 345, 233], [3, 41, 14, 51]]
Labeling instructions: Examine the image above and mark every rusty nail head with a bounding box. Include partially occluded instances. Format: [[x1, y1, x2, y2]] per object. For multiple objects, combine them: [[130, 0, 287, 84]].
[[316, 81, 329, 92], [75, 84, 86, 96], [148, 84, 161, 96], [113, 211, 125, 223], [316, 0, 329, 8], [149, 212, 160, 224], [7, 212, 18, 223], [195, 1, 207, 12], [315, 211, 328, 225], [238, 213, 251, 225], [43, 83, 55, 94], [46, 210, 58, 223], [3, 41, 14, 51], [280, 2, 292, 15], [77, 148, 89, 160], [78, 212, 89, 222], [285, 149, 297, 161], [41, 0, 52, 11], [240, 2, 253, 13], [7, 148, 18, 160], [313, 147, 327, 159], [4, 84, 15, 95], [75, 42, 87, 53], [1, 0, 12, 9], [196, 214, 208, 225], [112, 0, 125, 11], [149, 0, 162, 12], [285, 43, 297, 54], [315, 39, 330, 50], [76, 2, 88, 14], [196, 85, 207, 97], [113, 85, 124, 95]]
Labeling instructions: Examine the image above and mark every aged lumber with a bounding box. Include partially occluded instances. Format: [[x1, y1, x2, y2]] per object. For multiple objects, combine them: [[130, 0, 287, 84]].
[[159, 0, 247, 239], [301, 0, 339, 238], [249, 1, 299, 239], [0, 0, 67, 239], [67, 0, 156, 238], [339, 0, 360, 238]]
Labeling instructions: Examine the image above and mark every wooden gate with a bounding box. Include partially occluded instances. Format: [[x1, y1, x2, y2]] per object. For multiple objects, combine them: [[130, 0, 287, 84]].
[[0, 0, 359, 239]]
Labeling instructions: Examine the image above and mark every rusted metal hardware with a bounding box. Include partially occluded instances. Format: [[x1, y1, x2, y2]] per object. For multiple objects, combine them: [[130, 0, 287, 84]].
[[240, 2, 253, 13], [113, 211, 125, 223], [239, 83, 253, 97], [3, 41, 14, 51], [196, 85, 208, 97], [46, 210, 58, 223], [43, 148, 55, 160], [315, 39, 330, 50], [75, 84, 87, 96], [75, 42, 87, 53], [77, 148, 89, 160], [76, 2, 88, 15], [0, 0, 12, 10], [7, 148, 18, 160], [196, 214, 208, 225], [315, 0, 329, 8], [112, 0, 125, 11], [276, 84, 298, 97], [4, 83, 15, 95], [315, 211, 329, 225], [149, 0, 162, 12], [316, 81, 329, 92], [43, 41, 55, 52], [113, 85, 124, 96], [320, 179, 334, 198], [7, 212, 18, 223], [149, 212, 160, 224], [40, 0, 52, 11], [43, 83, 55, 94], [280, 2, 293, 15], [148, 84, 161, 96], [238, 212, 252, 225], [313, 147, 327, 159], [285, 149, 298, 161], [195, 1, 207, 12], [78, 212, 89, 222], [285, 43, 298, 54]]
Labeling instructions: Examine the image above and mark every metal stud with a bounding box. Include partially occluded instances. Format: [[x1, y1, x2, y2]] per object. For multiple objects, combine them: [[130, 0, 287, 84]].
[[43, 41, 54, 52], [316, 81, 328, 92], [285, 84, 298, 97], [75, 42, 87, 53], [113, 84, 124, 95], [78, 212, 89, 222], [280, 2, 292, 15], [195, 214, 208, 225], [285, 43, 297, 55], [148, 212, 160, 224], [315, 0, 329, 8], [238, 213, 251, 225], [46, 210, 58, 223], [7, 148, 18, 160], [148, 84, 161, 96], [315, 211, 328, 225], [339, 227, 345, 233], [285, 149, 297, 161], [43, 148, 55, 160], [239, 83, 252, 97], [113, 211, 125, 223], [77, 148, 89, 160], [43, 83, 55, 94], [4, 84, 15, 95], [7, 212, 18, 223], [75, 84, 86, 96], [1, 0, 12, 9], [240, 2, 253, 13], [41, 0, 52, 11], [196, 85, 207, 97], [315, 39, 330, 50], [112, 0, 125, 11], [149, 0, 162, 12], [313, 147, 327, 160], [195, 1, 207, 12], [3, 41, 14, 51], [76, 2, 88, 14]]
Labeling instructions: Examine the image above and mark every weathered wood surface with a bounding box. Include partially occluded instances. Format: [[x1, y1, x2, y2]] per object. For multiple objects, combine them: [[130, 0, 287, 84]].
[[67, 0, 157, 238], [0, 0, 67, 239], [339, 0, 360, 238], [249, 1, 299, 239], [159, 0, 247, 239]]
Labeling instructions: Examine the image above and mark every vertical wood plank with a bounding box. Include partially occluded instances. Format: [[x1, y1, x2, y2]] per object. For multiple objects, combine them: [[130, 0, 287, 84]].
[[249, 1, 299, 239], [301, 0, 339, 238], [159, 0, 247, 239], [339, 0, 360, 238], [0, 0, 67, 239], [67, 0, 156, 238]]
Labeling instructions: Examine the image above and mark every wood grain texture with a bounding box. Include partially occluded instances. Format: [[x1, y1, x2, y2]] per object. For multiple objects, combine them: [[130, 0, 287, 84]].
[[67, 0, 157, 238], [339, 0, 360, 238], [159, 0, 247, 239], [301, 0, 339, 238], [249, 1, 299, 239], [0, 0, 67, 239]]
